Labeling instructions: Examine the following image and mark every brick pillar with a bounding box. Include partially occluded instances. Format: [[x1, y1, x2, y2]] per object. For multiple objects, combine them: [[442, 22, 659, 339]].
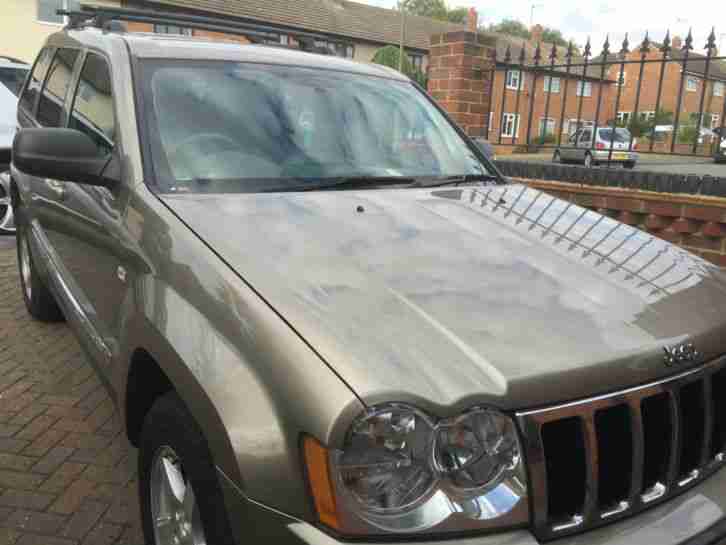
[[427, 31, 495, 137]]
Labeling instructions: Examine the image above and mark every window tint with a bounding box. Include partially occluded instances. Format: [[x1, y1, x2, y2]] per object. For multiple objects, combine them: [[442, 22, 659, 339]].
[[37, 48, 79, 127], [18, 47, 53, 115], [70, 53, 115, 156]]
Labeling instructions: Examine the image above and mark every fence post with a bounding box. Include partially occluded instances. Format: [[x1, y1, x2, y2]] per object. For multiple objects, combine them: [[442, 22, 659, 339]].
[[428, 31, 496, 137]]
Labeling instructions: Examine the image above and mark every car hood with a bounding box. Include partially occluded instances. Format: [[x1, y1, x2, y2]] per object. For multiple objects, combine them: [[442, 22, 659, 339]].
[[161, 184, 726, 412]]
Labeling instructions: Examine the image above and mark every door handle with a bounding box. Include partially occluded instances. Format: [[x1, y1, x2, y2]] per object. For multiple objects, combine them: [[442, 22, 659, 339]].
[[46, 179, 66, 201]]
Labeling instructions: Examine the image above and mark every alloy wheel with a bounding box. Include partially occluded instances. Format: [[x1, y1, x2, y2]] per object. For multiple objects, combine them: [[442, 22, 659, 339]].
[[553, 151, 561, 163], [150, 447, 207, 545], [584, 153, 593, 168], [0, 175, 14, 234], [19, 234, 32, 302]]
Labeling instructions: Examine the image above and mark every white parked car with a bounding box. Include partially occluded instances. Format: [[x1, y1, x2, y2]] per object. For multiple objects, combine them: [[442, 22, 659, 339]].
[[0, 55, 30, 235]]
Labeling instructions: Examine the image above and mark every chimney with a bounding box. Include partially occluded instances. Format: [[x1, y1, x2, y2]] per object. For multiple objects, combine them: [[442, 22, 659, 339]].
[[531, 24, 544, 44], [467, 7, 478, 32], [672, 35, 683, 49]]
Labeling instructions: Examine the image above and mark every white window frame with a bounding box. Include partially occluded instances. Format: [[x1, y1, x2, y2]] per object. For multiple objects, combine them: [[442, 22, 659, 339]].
[[711, 113, 721, 130], [488, 112, 494, 133], [37, 0, 78, 26], [686, 76, 698, 92], [576, 80, 592, 97], [638, 111, 656, 122], [501, 113, 520, 138], [506, 70, 524, 91], [617, 111, 632, 125], [543, 76, 561, 94], [539, 118, 556, 137], [567, 119, 594, 135], [714, 81, 725, 97], [616, 71, 626, 87]]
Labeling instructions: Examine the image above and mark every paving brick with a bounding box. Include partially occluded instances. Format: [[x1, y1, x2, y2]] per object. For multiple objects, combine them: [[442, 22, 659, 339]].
[[61, 501, 108, 540], [80, 521, 122, 545], [0, 440, 30, 456], [0, 454, 36, 473], [32, 447, 75, 475], [0, 490, 56, 511], [4, 510, 67, 534], [39, 463, 87, 495], [50, 479, 96, 515], [16, 535, 77, 545], [0, 471, 45, 491], [22, 429, 67, 458], [0, 528, 21, 544]]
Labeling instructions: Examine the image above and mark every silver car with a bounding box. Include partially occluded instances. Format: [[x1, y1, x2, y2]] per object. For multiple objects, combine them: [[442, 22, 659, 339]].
[[554, 127, 639, 168]]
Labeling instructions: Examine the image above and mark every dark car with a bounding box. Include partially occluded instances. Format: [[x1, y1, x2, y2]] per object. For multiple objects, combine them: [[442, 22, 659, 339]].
[[8, 8, 726, 545]]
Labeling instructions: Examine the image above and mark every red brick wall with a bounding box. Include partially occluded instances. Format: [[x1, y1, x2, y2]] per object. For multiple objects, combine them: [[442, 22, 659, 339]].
[[123, 21, 252, 44], [520, 179, 726, 266], [427, 31, 496, 137]]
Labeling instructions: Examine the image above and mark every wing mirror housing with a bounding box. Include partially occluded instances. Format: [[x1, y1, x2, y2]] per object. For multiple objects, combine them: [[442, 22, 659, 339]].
[[13, 128, 118, 187]]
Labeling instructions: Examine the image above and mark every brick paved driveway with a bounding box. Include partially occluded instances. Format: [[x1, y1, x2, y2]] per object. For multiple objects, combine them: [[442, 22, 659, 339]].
[[0, 238, 143, 545]]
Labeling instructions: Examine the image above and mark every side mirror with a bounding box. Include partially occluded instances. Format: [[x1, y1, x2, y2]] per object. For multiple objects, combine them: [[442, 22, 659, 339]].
[[13, 128, 117, 187]]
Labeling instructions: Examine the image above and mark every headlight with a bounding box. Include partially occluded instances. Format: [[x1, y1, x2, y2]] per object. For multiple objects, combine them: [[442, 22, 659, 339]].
[[304, 404, 528, 536]]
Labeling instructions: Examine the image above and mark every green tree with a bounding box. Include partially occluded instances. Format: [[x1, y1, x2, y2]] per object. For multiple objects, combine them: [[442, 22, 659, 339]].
[[489, 19, 531, 40], [541, 27, 568, 47], [372, 45, 427, 87], [446, 6, 469, 24], [400, 0, 448, 21]]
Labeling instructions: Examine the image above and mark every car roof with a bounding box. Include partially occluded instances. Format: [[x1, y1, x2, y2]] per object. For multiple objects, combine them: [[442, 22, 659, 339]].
[[47, 27, 408, 81]]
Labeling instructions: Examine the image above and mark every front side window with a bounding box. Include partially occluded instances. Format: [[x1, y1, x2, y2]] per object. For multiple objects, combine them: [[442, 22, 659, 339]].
[[0, 67, 30, 98], [69, 53, 115, 156], [18, 47, 53, 115], [37, 0, 80, 25], [37, 48, 79, 127], [141, 61, 491, 193], [506, 70, 523, 90]]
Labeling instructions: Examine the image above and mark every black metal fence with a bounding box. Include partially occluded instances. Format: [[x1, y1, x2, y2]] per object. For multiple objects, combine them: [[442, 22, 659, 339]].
[[489, 30, 726, 165]]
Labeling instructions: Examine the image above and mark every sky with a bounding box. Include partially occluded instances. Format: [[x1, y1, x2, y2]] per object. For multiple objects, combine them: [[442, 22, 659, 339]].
[[358, 0, 723, 56]]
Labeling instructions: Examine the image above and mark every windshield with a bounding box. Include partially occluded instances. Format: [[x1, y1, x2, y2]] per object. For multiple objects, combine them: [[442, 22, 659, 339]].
[[140, 60, 493, 193], [598, 128, 631, 143], [0, 67, 29, 98]]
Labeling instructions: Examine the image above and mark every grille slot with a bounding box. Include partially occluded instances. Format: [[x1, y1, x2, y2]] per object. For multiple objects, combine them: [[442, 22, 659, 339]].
[[518, 356, 726, 541], [678, 380, 705, 479], [595, 405, 632, 511], [641, 393, 672, 494], [711, 369, 726, 458], [541, 417, 586, 522]]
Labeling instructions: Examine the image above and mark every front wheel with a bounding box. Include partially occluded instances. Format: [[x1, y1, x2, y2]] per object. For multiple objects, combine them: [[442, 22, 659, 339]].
[[553, 150, 562, 163], [623, 161, 636, 169], [16, 221, 64, 322], [584, 153, 594, 168], [0, 173, 14, 235], [139, 392, 235, 545]]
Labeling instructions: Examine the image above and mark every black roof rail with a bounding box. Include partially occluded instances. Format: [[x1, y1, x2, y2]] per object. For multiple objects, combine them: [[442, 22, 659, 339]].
[[59, 3, 344, 47]]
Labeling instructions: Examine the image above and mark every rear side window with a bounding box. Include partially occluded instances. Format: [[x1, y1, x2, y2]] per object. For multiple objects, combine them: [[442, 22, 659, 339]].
[[69, 53, 115, 156], [37, 48, 79, 127], [18, 47, 53, 114]]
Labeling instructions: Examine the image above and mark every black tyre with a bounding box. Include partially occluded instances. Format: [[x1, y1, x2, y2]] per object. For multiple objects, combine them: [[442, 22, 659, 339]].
[[623, 161, 636, 169], [139, 392, 236, 545], [16, 219, 64, 322]]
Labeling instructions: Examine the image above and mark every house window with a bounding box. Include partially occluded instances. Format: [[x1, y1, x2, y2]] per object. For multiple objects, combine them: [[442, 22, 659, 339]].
[[714, 81, 725, 97], [576, 80, 592, 97], [153, 25, 192, 36], [567, 119, 593, 135], [639, 111, 656, 121], [686, 77, 698, 92], [313, 40, 354, 59], [617, 111, 632, 125], [711, 114, 721, 129], [543, 76, 560, 93], [501, 113, 520, 138], [539, 118, 556, 136], [408, 54, 424, 71], [506, 70, 524, 90], [37, 0, 80, 25]]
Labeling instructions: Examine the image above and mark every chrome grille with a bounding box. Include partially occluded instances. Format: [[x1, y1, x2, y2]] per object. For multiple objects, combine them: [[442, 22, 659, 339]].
[[517, 356, 726, 541]]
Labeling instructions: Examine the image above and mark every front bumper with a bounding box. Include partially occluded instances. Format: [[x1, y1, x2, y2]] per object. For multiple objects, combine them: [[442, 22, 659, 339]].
[[221, 465, 726, 545], [592, 150, 638, 163]]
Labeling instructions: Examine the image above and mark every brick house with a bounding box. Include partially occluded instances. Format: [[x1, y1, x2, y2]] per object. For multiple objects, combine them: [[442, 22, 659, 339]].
[[486, 28, 616, 145], [606, 36, 726, 141]]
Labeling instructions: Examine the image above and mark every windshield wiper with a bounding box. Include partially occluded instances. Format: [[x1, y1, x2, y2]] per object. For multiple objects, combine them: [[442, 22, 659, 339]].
[[266, 176, 419, 192], [420, 174, 501, 187]]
